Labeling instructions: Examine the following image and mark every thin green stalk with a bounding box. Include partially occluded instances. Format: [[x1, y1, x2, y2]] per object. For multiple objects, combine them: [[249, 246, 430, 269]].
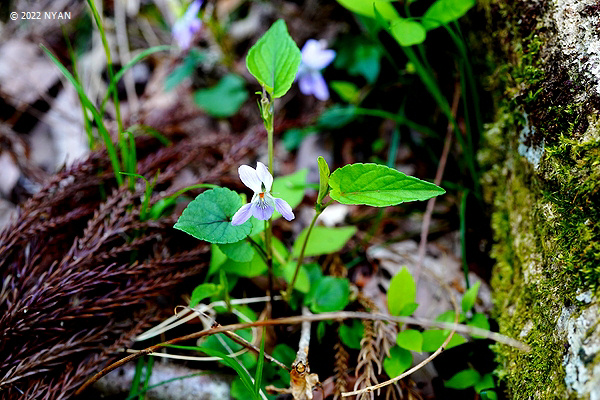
[[401, 45, 479, 193], [126, 373, 208, 400], [140, 355, 154, 400], [128, 357, 145, 398], [86, 0, 132, 183], [63, 28, 94, 149], [247, 236, 268, 265], [41, 45, 124, 185], [287, 204, 326, 295], [460, 189, 470, 289], [100, 46, 171, 115], [261, 93, 275, 304], [86, 0, 124, 133], [351, 107, 439, 139]]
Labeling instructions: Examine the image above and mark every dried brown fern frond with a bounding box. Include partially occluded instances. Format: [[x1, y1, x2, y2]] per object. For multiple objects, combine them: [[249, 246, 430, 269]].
[[333, 338, 349, 400], [0, 127, 262, 399], [353, 319, 381, 400]]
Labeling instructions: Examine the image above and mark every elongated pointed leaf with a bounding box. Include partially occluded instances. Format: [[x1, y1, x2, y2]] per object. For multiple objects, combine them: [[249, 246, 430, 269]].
[[329, 163, 445, 207], [174, 187, 252, 244], [317, 156, 330, 204], [246, 19, 301, 98]]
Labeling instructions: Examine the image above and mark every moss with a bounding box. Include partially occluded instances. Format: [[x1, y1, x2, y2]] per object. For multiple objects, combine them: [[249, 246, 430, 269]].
[[478, 1, 600, 397]]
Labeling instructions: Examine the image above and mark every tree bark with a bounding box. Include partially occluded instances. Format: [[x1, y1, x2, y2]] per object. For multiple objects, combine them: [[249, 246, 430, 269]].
[[480, 1, 600, 399]]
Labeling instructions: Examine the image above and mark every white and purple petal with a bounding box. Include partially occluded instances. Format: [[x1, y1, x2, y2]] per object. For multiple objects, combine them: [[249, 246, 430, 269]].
[[231, 203, 253, 226], [172, 0, 203, 50], [255, 162, 273, 192], [274, 198, 295, 221], [251, 202, 274, 220], [298, 71, 329, 101], [238, 165, 262, 193], [310, 71, 329, 101], [301, 40, 336, 70]]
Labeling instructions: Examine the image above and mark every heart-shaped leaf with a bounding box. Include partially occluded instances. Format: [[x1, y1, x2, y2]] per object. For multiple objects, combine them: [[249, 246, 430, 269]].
[[421, 0, 475, 31], [174, 187, 252, 244], [390, 19, 426, 47], [194, 74, 248, 117], [383, 346, 413, 377], [310, 276, 350, 313]]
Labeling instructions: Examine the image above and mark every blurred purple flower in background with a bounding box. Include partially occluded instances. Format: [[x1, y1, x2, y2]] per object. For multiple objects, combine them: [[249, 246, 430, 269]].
[[172, 0, 203, 50], [296, 39, 336, 101], [231, 162, 295, 225]]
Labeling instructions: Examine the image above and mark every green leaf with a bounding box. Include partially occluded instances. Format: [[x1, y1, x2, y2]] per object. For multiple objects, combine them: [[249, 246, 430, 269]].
[[329, 163, 445, 207], [467, 313, 490, 338], [336, 0, 399, 20], [292, 226, 357, 258], [174, 188, 252, 244], [383, 346, 412, 377], [198, 346, 259, 399], [390, 19, 426, 47], [218, 239, 255, 262], [194, 74, 248, 117], [396, 329, 423, 352], [480, 390, 498, 400], [189, 283, 221, 307], [254, 330, 266, 396], [317, 105, 357, 129], [330, 81, 361, 103], [339, 320, 364, 349], [282, 128, 316, 151], [436, 310, 465, 323], [177, 199, 234, 247], [334, 38, 382, 84], [303, 263, 324, 306], [165, 49, 205, 91], [209, 244, 227, 275], [421, 330, 466, 352], [317, 156, 331, 204], [220, 252, 268, 277], [444, 368, 481, 390], [272, 168, 308, 213], [282, 262, 310, 293], [474, 373, 495, 393], [398, 302, 419, 316], [421, 0, 475, 31], [461, 281, 481, 312], [310, 276, 350, 313], [246, 19, 302, 98], [387, 267, 416, 316]]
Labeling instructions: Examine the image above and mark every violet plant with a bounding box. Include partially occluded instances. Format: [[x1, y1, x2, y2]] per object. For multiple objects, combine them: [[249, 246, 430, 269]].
[[172, 0, 203, 50], [171, 18, 484, 398], [174, 18, 445, 308], [296, 39, 336, 100]]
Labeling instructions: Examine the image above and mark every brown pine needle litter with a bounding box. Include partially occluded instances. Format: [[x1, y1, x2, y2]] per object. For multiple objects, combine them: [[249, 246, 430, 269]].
[[0, 128, 265, 399]]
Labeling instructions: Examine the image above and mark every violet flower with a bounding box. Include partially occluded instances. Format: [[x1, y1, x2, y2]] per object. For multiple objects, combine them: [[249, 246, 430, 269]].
[[296, 39, 336, 101], [231, 162, 295, 225], [172, 0, 203, 50]]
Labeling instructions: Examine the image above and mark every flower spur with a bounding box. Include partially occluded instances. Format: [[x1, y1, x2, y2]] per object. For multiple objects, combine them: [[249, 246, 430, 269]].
[[231, 162, 295, 226]]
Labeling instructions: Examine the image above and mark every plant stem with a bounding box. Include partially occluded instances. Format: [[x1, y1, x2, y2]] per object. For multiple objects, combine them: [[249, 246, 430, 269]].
[[287, 205, 324, 296], [263, 95, 275, 306]]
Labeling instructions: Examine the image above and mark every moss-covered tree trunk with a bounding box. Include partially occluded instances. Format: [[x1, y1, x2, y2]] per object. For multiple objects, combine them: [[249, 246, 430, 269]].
[[480, 1, 600, 399]]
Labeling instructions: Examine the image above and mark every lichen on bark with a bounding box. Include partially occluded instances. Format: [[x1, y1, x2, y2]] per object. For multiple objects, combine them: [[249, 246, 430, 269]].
[[478, 0, 600, 398]]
